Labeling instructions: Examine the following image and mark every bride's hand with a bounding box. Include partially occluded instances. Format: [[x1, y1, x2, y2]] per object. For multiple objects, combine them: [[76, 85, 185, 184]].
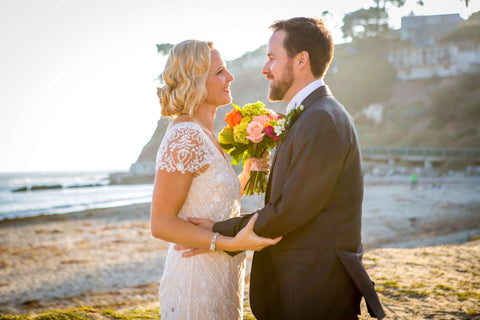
[[243, 151, 271, 175], [230, 213, 281, 251]]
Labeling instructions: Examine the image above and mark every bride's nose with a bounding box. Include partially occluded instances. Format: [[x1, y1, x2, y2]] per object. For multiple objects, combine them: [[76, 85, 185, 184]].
[[226, 69, 234, 82]]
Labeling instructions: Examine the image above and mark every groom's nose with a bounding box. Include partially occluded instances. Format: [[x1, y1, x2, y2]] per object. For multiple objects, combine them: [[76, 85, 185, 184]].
[[262, 62, 270, 75]]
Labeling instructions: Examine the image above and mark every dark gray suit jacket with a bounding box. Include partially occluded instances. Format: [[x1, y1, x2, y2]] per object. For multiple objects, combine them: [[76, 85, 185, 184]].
[[214, 86, 385, 320]]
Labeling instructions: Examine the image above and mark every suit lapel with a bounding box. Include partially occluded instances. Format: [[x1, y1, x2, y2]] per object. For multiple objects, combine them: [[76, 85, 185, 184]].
[[264, 85, 332, 204], [284, 85, 332, 138]]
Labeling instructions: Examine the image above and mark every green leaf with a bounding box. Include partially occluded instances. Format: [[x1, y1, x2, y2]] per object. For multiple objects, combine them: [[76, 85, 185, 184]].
[[219, 143, 233, 151], [231, 152, 245, 165], [230, 145, 247, 156]]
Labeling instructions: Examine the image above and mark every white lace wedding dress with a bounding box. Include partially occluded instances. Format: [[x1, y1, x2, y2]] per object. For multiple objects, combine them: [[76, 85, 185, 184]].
[[155, 121, 246, 320]]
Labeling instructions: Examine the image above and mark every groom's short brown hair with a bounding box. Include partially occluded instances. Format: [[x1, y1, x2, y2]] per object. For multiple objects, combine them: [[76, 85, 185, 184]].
[[271, 17, 333, 78]]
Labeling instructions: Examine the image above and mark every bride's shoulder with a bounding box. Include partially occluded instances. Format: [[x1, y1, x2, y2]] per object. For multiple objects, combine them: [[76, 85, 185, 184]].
[[163, 120, 205, 146], [167, 120, 201, 134]]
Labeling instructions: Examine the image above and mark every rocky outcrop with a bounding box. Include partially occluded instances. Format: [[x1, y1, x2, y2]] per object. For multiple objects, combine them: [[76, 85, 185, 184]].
[[130, 117, 170, 176]]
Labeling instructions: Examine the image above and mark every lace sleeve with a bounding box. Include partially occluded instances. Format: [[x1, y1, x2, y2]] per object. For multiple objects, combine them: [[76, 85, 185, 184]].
[[155, 122, 211, 174]]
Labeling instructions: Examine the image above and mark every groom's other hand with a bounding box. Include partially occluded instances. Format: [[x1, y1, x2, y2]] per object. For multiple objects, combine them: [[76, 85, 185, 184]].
[[174, 244, 208, 257]]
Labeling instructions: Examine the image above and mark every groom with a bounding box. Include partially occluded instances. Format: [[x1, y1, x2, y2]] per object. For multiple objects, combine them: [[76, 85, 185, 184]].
[[189, 17, 385, 319]]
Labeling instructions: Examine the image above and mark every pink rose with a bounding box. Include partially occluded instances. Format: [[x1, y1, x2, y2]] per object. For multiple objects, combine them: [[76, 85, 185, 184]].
[[252, 115, 271, 126], [268, 111, 281, 121], [246, 121, 265, 143]]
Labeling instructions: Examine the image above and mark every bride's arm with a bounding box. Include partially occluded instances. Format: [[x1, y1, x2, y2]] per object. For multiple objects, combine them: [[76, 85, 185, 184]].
[[151, 168, 279, 252], [238, 169, 250, 197]]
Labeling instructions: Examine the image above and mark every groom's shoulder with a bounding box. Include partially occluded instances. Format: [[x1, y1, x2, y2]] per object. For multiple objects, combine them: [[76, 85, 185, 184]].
[[303, 96, 344, 118], [298, 98, 353, 132]]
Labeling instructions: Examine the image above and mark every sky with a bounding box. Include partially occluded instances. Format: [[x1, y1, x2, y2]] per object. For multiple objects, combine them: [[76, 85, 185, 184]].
[[0, 0, 478, 173]]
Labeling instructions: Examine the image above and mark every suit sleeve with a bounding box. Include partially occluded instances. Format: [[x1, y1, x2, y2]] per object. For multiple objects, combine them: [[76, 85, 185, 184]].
[[252, 110, 347, 238], [213, 213, 254, 236], [213, 213, 255, 256]]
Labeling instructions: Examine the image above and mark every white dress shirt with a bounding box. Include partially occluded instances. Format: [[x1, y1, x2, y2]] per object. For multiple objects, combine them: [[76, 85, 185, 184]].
[[286, 79, 325, 114]]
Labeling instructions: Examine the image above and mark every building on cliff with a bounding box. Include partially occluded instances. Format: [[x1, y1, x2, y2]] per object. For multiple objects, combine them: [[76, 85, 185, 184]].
[[387, 13, 480, 81]]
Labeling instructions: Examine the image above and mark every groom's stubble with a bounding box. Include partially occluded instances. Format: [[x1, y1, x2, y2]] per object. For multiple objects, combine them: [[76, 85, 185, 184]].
[[268, 59, 294, 102]]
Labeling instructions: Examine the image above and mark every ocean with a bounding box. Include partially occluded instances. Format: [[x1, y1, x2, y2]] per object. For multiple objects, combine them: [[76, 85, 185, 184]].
[[0, 171, 154, 221]]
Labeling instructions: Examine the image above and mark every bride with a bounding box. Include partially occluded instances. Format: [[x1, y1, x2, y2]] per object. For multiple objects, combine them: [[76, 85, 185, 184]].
[[151, 39, 281, 320]]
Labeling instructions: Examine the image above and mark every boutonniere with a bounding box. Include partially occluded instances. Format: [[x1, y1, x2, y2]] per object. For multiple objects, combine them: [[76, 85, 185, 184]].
[[274, 104, 304, 142]]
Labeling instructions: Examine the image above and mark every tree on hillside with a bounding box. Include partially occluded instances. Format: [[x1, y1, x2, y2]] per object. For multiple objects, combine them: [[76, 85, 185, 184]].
[[416, 0, 470, 8], [342, 0, 406, 41], [156, 43, 174, 55]]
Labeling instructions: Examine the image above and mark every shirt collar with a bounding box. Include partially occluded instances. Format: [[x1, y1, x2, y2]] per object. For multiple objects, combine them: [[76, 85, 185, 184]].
[[286, 79, 325, 114]]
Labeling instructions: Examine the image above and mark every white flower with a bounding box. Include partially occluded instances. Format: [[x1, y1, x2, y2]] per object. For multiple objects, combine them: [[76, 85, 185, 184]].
[[292, 104, 304, 112], [273, 118, 286, 136]]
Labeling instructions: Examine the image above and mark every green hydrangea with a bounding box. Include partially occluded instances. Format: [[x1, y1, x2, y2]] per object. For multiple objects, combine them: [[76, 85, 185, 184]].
[[239, 101, 269, 118], [218, 126, 234, 145], [233, 117, 251, 144]]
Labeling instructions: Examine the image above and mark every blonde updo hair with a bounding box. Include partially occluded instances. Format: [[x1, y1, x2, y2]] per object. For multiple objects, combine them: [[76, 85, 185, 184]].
[[157, 40, 214, 118]]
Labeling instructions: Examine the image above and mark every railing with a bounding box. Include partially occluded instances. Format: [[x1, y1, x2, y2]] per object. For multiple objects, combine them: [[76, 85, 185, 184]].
[[362, 147, 480, 162]]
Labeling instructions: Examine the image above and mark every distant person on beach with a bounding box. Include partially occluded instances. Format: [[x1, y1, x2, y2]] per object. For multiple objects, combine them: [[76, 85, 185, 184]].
[[411, 172, 418, 189], [150, 40, 281, 319], [181, 18, 386, 319]]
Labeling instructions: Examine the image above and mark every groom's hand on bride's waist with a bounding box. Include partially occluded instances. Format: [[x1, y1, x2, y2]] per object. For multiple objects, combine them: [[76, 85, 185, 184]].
[[173, 217, 215, 258], [188, 217, 215, 230]]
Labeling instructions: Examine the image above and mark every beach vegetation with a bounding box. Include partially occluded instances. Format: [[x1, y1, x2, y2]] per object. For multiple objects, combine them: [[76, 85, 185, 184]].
[[381, 280, 399, 289], [466, 308, 479, 316], [0, 315, 30, 320], [364, 255, 378, 261], [435, 284, 454, 291], [0, 307, 162, 320], [411, 282, 426, 288], [0, 305, 265, 319], [456, 291, 480, 301], [399, 288, 431, 297], [101, 308, 160, 319]]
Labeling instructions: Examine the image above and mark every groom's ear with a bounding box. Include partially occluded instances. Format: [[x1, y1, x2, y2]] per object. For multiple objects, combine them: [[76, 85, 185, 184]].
[[295, 51, 310, 71]]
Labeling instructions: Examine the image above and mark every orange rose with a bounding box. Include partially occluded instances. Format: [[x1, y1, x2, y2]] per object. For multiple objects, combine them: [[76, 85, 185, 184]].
[[224, 109, 243, 128], [246, 121, 265, 143]]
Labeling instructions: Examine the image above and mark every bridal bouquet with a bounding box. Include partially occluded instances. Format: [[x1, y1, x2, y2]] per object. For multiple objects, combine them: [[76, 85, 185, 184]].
[[218, 101, 303, 196]]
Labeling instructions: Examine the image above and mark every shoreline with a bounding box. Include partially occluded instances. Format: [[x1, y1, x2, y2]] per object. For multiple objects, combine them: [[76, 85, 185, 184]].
[[0, 203, 152, 227], [0, 180, 479, 317]]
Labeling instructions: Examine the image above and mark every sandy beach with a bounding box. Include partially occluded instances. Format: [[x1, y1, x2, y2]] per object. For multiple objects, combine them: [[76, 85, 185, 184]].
[[0, 178, 479, 319]]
